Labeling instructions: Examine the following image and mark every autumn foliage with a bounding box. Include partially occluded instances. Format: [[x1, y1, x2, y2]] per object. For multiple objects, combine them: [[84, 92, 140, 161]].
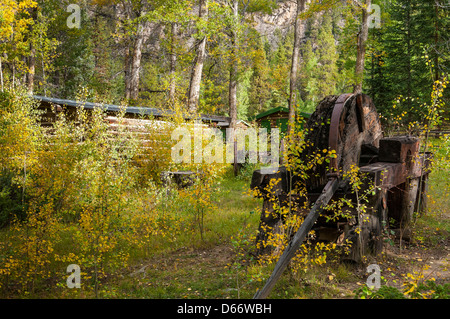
[[0, 88, 228, 297]]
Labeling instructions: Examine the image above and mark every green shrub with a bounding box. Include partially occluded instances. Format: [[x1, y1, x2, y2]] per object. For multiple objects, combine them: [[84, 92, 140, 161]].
[[0, 169, 27, 228], [354, 280, 450, 299]]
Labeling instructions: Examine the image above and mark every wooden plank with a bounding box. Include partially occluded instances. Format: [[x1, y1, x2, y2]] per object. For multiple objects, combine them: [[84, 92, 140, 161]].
[[378, 136, 419, 163], [253, 178, 339, 299], [360, 151, 430, 189], [360, 162, 407, 189]]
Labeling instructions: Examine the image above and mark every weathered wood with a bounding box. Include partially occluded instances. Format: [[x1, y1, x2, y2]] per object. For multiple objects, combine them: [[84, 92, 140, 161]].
[[328, 94, 353, 174], [360, 149, 429, 189], [414, 152, 433, 215], [299, 95, 338, 191], [343, 186, 387, 262], [251, 166, 292, 254], [400, 177, 419, 227], [337, 94, 382, 178], [255, 197, 287, 256], [378, 136, 419, 163], [160, 171, 198, 188], [251, 93, 433, 295], [360, 157, 429, 231], [253, 178, 339, 299], [253, 94, 384, 265], [301, 94, 382, 191], [359, 143, 379, 166], [415, 173, 429, 215], [360, 162, 407, 189], [250, 166, 290, 198]]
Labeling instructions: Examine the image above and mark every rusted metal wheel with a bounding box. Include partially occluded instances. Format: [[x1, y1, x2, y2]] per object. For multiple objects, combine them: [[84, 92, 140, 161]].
[[300, 94, 383, 192]]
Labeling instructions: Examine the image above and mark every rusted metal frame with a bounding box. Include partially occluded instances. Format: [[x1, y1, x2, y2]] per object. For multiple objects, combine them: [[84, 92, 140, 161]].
[[328, 93, 353, 178]]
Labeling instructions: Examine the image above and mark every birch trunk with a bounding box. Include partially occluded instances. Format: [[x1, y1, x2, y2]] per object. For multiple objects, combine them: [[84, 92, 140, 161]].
[[27, 44, 36, 95], [26, 7, 37, 95], [188, 0, 208, 113], [169, 22, 178, 102], [125, 22, 144, 101], [228, 0, 238, 129], [0, 57, 3, 92], [287, 0, 306, 134], [354, 0, 371, 94]]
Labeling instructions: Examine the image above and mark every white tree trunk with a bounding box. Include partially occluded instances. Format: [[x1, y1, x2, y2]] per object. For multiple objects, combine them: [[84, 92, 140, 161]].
[[169, 22, 178, 102], [288, 0, 306, 134], [125, 22, 144, 101], [354, 0, 371, 94], [228, 0, 238, 129], [188, 0, 208, 113], [27, 44, 36, 95]]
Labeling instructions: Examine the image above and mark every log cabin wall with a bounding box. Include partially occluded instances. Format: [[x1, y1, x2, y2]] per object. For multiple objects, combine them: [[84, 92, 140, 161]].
[[33, 96, 232, 173], [33, 95, 231, 129]]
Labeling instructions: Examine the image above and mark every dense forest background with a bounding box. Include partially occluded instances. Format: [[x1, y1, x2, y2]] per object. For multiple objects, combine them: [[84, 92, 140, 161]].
[[0, 0, 449, 127], [0, 0, 449, 299]]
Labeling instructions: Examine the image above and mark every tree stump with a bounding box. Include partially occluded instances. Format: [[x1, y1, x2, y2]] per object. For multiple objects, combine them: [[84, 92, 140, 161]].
[[160, 171, 198, 188]]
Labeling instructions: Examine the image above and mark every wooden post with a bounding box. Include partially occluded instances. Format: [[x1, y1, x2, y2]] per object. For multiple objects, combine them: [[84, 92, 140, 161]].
[[401, 177, 419, 227], [415, 173, 429, 215], [253, 178, 339, 299], [233, 139, 238, 176]]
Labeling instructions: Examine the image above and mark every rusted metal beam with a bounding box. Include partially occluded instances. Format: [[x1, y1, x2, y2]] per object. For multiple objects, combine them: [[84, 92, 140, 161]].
[[328, 93, 352, 177]]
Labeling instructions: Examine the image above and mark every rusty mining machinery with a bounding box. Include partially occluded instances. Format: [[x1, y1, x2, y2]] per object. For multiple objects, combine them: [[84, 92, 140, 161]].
[[250, 93, 432, 299]]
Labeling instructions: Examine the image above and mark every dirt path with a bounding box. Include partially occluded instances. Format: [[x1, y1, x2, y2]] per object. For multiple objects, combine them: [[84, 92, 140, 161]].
[[126, 220, 449, 298]]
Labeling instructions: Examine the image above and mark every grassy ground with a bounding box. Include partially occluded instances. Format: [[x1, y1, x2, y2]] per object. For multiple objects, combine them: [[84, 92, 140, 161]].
[[1, 141, 448, 299], [112, 135, 449, 299], [88, 157, 449, 299]]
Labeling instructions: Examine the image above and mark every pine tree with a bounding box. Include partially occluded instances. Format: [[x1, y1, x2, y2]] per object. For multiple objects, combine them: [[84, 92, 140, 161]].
[[366, 29, 389, 113], [268, 31, 291, 109], [315, 14, 338, 99], [374, 0, 449, 122], [299, 12, 338, 112], [247, 35, 271, 119]]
